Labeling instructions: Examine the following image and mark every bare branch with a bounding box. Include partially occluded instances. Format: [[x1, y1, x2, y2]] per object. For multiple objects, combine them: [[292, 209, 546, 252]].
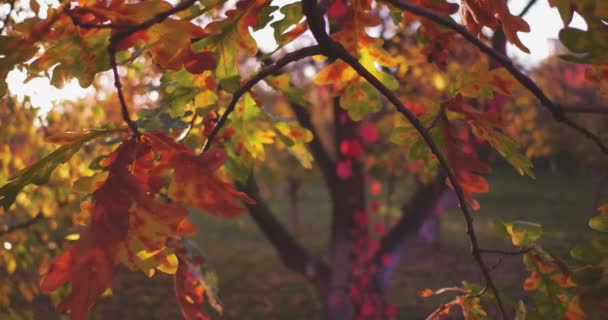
[[0, 213, 44, 237], [203, 45, 322, 151], [479, 248, 532, 256], [301, 0, 507, 317], [518, 0, 538, 18], [381, 0, 608, 155], [107, 45, 139, 136]]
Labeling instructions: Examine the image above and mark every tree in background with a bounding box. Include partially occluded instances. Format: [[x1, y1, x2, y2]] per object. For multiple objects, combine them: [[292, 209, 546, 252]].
[[0, 0, 607, 319]]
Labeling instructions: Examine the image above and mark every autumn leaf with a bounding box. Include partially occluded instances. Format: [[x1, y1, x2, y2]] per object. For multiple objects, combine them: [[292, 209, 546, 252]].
[[168, 149, 254, 218], [173, 240, 222, 320], [40, 136, 191, 319], [0, 36, 38, 96], [460, 0, 530, 53], [40, 139, 142, 320], [71, 0, 215, 72], [196, 0, 275, 85], [0, 129, 118, 212], [438, 108, 490, 210]]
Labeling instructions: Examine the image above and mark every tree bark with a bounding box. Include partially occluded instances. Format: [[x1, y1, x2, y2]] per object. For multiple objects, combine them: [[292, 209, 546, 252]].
[[287, 176, 302, 231], [321, 98, 367, 319]]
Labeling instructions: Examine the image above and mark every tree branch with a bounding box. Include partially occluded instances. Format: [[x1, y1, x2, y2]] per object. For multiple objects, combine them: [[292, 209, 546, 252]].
[[107, 45, 140, 136], [340, 44, 508, 320], [0, 213, 44, 237], [479, 248, 532, 256], [518, 0, 538, 18], [373, 175, 446, 263], [301, 0, 507, 317], [561, 106, 608, 114], [203, 45, 322, 151], [381, 0, 608, 155], [236, 174, 331, 284]]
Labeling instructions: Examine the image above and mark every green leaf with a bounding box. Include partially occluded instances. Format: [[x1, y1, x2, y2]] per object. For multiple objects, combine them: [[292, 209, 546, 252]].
[[505, 220, 543, 247], [390, 126, 418, 145], [29, 29, 111, 89], [0, 129, 118, 211], [589, 215, 608, 232], [570, 241, 603, 264], [571, 266, 603, 286], [265, 74, 311, 107], [340, 80, 382, 121], [409, 138, 427, 160], [270, 2, 304, 44], [219, 76, 241, 93], [0, 36, 38, 96], [559, 28, 593, 54], [491, 219, 511, 238]]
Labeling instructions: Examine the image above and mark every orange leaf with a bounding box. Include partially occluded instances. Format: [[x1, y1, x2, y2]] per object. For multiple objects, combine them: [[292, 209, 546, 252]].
[[460, 0, 530, 53], [168, 150, 254, 218], [419, 288, 434, 297]]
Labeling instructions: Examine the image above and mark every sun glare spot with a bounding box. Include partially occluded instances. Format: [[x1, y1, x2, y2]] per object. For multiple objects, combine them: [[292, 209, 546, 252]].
[[7, 69, 94, 117]]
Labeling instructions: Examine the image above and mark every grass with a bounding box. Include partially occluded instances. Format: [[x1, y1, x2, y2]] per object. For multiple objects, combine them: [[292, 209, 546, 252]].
[[87, 166, 598, 319]]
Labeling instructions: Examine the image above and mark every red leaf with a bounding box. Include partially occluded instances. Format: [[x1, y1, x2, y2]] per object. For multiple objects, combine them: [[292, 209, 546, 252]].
[[328, 0, 349, 19], [336, 160, 353, 180], [340, 139, 362, 159], [184, 51, 217, 74], [359, 123, 379, 144], [174, 257, 210, 320]]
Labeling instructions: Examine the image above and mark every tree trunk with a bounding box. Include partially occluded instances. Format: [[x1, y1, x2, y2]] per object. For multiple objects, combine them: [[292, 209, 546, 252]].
[[321, 98, 368, 319], [287, 176, 302, 231]]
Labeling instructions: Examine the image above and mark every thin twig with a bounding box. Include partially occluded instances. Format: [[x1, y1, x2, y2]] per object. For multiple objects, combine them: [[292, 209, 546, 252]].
[[426, 105, 446, 130], [203, 45, 322, 151], [300, 0, 507, 317], [480, 248, 533, 256], [107, 44, 139, 136], [518, 0, 538, 18], [0, 213, 44, 237], [381, 0, 608, 155]]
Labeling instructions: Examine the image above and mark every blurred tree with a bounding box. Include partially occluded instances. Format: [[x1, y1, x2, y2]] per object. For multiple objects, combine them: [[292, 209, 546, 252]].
[[0, 0, 607, 319]]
